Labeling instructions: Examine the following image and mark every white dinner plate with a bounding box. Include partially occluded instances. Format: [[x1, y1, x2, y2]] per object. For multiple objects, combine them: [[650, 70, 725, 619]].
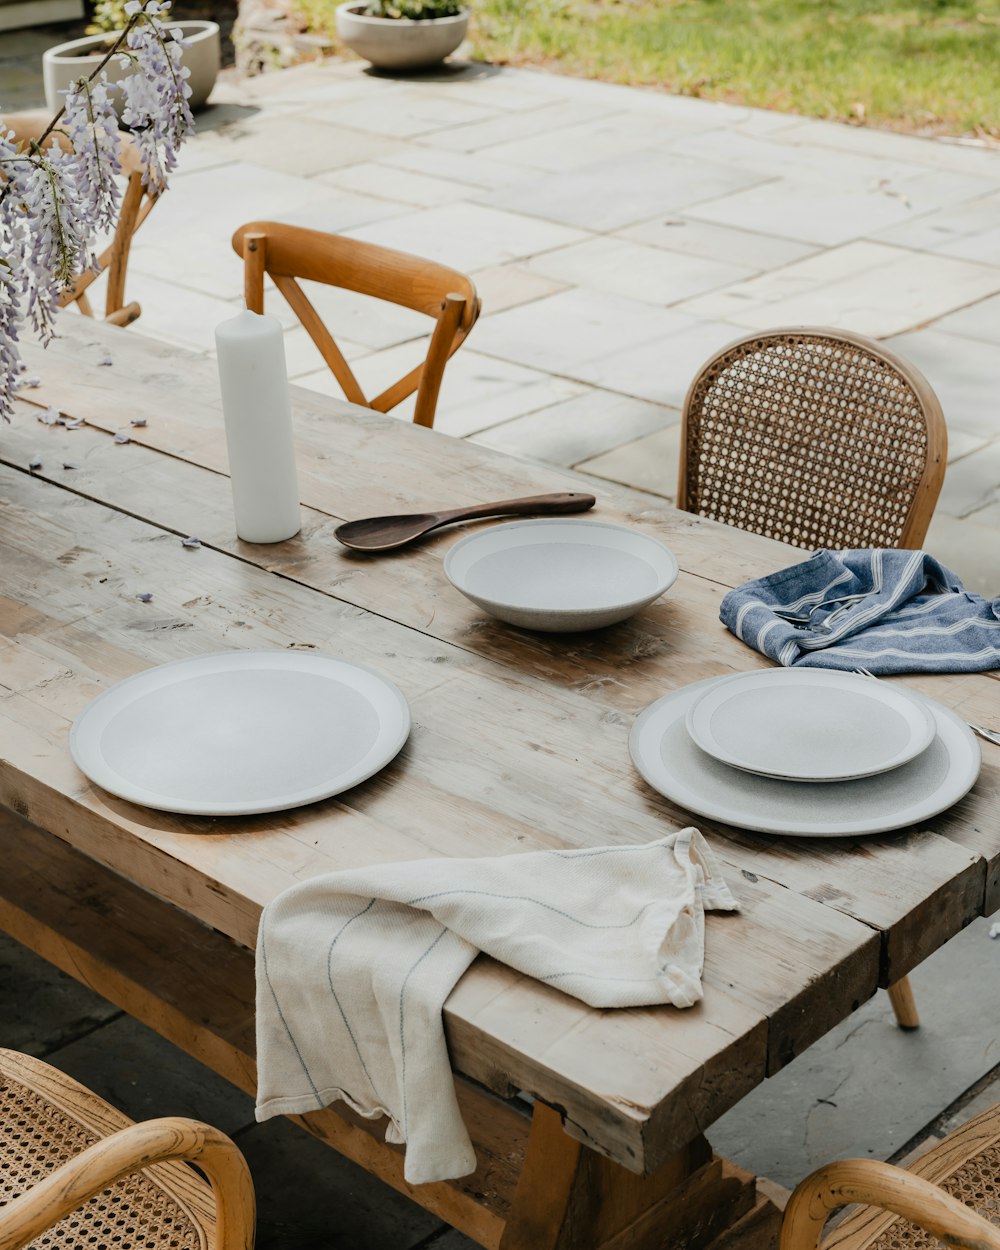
[[630, 678, 980, 837], [70, 650, 411, 815], [685, 669, 937, 782], [444, 519, 679, 632]]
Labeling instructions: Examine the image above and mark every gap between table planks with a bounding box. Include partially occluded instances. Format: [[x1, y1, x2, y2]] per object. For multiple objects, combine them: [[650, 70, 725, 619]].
[[3, 388, 998, 943], [2, 321, 998, 1173], [0, 808, 783, 1250], [0, 454, 994, 1144]]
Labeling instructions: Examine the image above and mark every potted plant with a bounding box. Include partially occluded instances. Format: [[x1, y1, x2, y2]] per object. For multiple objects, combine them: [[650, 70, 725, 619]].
[[335, 0, 468, 72], [42, 0, 221, 112]]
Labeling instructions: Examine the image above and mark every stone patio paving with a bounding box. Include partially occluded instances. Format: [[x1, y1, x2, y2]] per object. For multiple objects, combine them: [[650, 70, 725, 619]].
[[3, 35, 1000, 1250], [124, 54, 1000, 595]]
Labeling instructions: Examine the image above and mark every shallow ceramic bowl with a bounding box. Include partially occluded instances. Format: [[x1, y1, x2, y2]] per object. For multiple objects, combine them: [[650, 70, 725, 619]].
[[444, 519, 679, 632]]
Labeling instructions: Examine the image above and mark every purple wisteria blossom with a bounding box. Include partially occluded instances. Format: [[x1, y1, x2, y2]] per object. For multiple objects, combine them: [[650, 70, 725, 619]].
[[0, 0, 193, 422]]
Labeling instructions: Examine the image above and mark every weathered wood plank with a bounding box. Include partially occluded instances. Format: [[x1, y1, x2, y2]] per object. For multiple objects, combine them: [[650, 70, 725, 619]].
[[4, 320, 999, 1174], [0, 808, 518, 1249], [0, 460, 988, 1034]]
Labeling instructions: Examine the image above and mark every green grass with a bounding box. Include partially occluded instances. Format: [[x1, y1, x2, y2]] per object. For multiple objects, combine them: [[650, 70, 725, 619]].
[[461, 0, 1000, 137]]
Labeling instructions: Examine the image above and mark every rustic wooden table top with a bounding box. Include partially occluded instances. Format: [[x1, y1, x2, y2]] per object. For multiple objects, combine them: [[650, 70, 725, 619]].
[[2, 317, 998, 1177]]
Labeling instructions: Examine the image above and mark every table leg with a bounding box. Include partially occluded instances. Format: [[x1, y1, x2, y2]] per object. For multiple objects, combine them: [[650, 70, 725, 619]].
[[0, 809, 781, 1250], [501, 1102, 781, 1250]]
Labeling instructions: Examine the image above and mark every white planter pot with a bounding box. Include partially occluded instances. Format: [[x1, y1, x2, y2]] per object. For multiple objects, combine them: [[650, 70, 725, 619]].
[[335, 3, 468, 71], [42, 20, 221, 115]]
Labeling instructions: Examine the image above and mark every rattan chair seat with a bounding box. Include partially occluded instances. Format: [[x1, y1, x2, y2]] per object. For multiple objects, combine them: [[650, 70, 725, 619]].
[[679, 328, 947, 551], [782, 1101, 1000, 1250], [0, 1049, 234, 1250], [0, 1073, 203, 1250]]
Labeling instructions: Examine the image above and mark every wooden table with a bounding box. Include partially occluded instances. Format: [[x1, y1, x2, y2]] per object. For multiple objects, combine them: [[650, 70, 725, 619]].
[[2, 318, 998, 1250]]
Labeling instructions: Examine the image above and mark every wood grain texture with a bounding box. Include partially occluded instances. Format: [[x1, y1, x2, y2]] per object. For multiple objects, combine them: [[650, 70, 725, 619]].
[[2, 318, 999, 1181]]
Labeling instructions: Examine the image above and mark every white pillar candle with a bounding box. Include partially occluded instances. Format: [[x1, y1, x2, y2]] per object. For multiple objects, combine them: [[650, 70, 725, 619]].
[[215, 310, 301, 544]]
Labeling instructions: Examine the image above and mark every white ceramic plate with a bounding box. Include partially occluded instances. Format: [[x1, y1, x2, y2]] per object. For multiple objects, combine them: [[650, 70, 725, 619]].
[[685, 669, 937, 782], [70, 650, 411, 815], [630, 678, 980, 837], [444, 519, 679, 632]]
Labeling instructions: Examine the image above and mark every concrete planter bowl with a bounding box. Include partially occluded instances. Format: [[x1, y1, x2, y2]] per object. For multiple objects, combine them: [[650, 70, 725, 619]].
[[42, 20, 221, 114], [335, 3, 468, 71]]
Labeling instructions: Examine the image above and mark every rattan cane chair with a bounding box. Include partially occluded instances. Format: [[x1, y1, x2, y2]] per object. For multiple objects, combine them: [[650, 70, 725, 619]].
[[678, 327, 947, 552], [679, 327, 948, 1033], [232, 221, 480, 430], [780, 1101, 1000, 1250], [3, 111, 156, 328], [0, 1047, 254, 1250]]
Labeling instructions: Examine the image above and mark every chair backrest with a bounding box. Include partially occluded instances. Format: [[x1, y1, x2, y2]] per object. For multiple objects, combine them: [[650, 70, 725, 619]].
[[2, 110, 155, 328], [232, 221, 481, 430], [678, 327, 947, 551]]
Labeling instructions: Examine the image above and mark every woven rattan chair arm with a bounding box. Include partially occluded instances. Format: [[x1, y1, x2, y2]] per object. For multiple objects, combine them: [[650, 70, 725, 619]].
[[780, 1159, 1000, 1250], [0, 1117, 255, 1250]]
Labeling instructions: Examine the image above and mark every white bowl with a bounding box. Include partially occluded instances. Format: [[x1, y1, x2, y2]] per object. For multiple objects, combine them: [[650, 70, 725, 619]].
[[444, 519, 679, 632]]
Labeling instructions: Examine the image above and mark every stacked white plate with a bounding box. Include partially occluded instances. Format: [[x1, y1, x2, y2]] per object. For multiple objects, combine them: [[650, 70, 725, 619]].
[[629, 669, 981, 837]]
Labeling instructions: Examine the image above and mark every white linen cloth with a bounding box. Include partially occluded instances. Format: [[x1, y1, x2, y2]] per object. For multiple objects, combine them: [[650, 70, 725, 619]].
[[255, 828, 737, 1184]]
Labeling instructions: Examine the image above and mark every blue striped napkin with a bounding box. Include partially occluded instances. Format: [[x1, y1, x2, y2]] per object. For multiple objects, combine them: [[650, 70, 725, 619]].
[[720, 549, 1000, 674]]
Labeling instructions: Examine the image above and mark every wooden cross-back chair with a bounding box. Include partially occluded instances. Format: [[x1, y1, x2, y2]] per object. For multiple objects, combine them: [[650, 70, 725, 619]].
[[679, 327, 948, 1034], [0, 1047, 254, 1250], [3, 110, 156, 328], [780, 1100, 1000, 1250], [232, 221, 480, 430]]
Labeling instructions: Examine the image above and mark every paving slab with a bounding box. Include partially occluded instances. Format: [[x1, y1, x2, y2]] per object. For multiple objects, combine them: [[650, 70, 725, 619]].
[[933, 294, 1000, 346], [0, 931, 120, 1058], [297, 346, 586, 436], [709, 917, 1000, 1190], [50, 1014, 255, 1135], [568, 317, 747, 406], [472, 287, 694, 376], [616, 216, 818, 272], [344, 202, 589, 272], [192, 113, 406, 175], [872, 190, 1000, 258], [575, 423, 683, 500], [312, 89, 502, 139], [922, 512, 1000, 597], [887, 329, 1000, 441], [467, 264, 567, 314], [684, 166, 999, 249], [471, 389, 675, 467], [934, 437, 1000, 519], [483, 148, 770, 232], [233, 1116, 445, 1250], [478, 109, 716, 173], [317, 161, 480, 207], [418, 97, 617, 154], [524, 235, 754, 306], [680, 245, 1000, 338]]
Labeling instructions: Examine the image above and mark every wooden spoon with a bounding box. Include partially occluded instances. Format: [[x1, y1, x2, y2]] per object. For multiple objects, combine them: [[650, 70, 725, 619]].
[[334, 492, 597, 552]]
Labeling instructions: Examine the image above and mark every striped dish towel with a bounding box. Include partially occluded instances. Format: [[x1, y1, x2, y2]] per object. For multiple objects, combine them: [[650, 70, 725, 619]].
[[255, 829, 737, 1185], [720, 549, 1000, 674]]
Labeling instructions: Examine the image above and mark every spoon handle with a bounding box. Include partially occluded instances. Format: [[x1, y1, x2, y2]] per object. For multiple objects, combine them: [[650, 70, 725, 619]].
[[435, 492, 596, 524]]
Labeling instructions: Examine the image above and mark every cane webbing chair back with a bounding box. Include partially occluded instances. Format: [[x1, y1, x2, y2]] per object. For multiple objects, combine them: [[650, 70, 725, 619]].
[[0, 1048, 254, 1250], [780, 1101, 1000, 1250], [3, 111, 155, 329], [232, 221, 480, 430], [678, 328, 947, 551]]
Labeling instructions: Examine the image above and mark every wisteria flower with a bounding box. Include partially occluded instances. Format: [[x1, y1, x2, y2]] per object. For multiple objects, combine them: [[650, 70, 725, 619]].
[[0, 0, 194, 420]]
